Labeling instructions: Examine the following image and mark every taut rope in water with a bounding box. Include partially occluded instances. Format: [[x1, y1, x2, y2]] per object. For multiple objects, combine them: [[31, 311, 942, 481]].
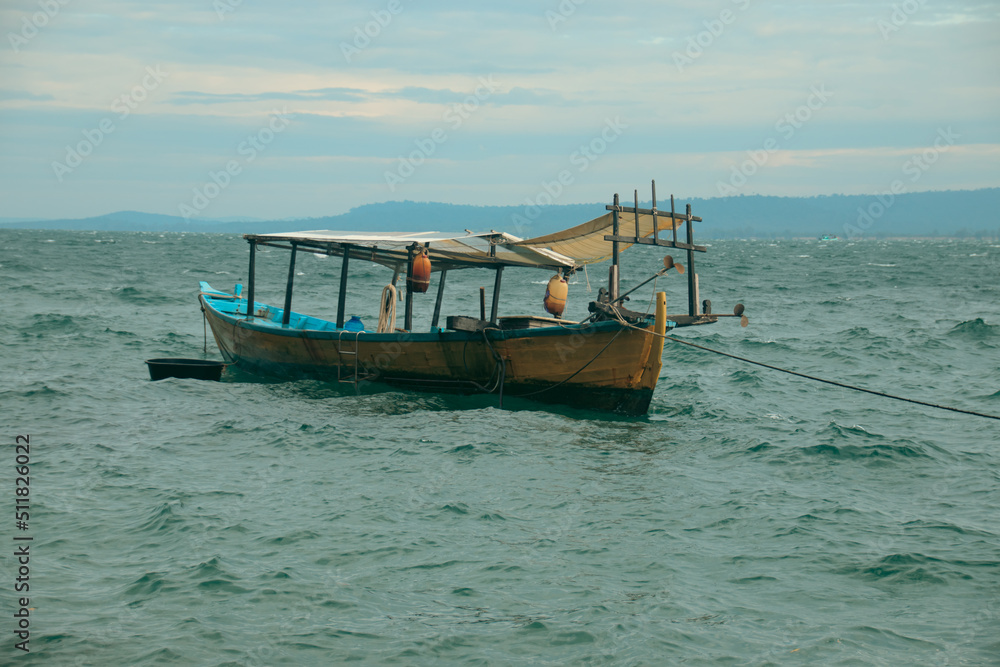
[[657, 331, 1000, 422], [607, 307, 1000, 421]]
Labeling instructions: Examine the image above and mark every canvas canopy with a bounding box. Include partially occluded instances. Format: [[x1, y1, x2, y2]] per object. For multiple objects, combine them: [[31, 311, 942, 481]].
[[515, 211, 684, 266], [245, 210, 686, 271]]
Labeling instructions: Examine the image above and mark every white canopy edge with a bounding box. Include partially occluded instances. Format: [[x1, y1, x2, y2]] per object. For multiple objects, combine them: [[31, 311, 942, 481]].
[[246, 229, 578, 271]]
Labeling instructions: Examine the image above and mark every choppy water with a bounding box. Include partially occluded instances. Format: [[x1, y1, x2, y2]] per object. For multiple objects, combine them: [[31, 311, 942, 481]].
[[2, 229, 999, 666]]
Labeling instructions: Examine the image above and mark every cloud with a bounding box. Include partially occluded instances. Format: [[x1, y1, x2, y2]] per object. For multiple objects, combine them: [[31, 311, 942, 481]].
[[165, 84, 572, 109], [490, 87, 569, 106], [376, 86, 468, 105], [0, 90, 54, 102], [170, 88, 369, 105]]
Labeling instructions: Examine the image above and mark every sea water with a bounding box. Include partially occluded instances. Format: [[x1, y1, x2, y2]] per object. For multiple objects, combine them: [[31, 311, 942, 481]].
[[1, 229, 998, 665]]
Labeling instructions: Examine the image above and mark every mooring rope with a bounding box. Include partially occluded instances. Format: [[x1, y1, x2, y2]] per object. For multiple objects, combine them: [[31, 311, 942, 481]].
[[377, 284, 397, 334], [604, 274, 996, 421], [651, 329, 1000, 422]]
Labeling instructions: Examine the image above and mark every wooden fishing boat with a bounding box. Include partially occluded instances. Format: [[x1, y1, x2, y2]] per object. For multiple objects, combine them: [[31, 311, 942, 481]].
[[199, 182, 746, 415]]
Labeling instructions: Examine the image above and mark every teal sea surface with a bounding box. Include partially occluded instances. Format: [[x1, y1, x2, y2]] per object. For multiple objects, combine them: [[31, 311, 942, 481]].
[[2, 230, 999, 665]]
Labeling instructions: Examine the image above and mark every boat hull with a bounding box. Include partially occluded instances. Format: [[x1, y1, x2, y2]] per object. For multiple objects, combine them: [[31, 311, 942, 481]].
[[200, 292, 666, 415]]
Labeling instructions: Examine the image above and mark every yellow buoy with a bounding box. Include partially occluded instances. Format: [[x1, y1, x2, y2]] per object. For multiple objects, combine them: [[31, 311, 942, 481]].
[[543, 274, 568, 317]]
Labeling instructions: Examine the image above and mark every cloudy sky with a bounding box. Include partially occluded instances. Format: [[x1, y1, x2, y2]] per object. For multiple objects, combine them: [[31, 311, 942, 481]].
[[1, 0, 997, 221]]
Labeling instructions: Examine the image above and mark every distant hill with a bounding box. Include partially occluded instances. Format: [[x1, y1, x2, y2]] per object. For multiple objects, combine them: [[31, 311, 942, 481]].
[[2, 189, 998, 238], [0, 217, 45, 224]]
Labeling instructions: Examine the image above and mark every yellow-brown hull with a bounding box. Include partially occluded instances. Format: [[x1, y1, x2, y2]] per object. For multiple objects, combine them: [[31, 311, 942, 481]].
[[201, 293, 667, 415]]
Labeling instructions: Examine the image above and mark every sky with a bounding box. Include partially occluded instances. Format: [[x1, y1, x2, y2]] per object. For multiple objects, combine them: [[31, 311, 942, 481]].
[[1, 0, 998, 221]]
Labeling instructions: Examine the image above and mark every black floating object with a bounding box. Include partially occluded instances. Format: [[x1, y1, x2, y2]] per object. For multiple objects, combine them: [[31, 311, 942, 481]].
[[145, 358, 226, 381]]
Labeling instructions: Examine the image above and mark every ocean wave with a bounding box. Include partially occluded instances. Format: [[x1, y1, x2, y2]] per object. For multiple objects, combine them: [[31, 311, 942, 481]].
[[853, 552, 980, 585], [29, 312, 88, 331], [124, 571, 176, 597], [948, 317, 1000, 340], [728, 368, 764, 387], [798, 426, 931, 460], [112, 286, 176, 305]]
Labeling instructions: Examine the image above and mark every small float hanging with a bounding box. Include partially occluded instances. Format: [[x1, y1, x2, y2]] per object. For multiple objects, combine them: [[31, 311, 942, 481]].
[[543, 273, 568, 317], [408, 250, 431, 293]]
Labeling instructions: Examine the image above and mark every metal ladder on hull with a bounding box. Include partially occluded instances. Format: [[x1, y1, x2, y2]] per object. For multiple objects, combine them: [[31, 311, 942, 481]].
[[337, 330, 362, 388]]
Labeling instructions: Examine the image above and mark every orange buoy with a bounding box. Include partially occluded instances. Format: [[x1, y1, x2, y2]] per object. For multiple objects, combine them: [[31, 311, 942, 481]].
[[408, 250, 431, 293], [543, 274, 568, 317]]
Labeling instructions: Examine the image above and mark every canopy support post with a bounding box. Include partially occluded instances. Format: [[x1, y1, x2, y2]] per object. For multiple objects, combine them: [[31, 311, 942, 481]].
[[337, 244, 350, 329], [633, 189, 641, 239], [651, 180, 659, 243], [671, 195, 678, 246], [245, 240, 256, 320], [404, 243, 416, 331], [431, 269, 447, 330], [686, 204, 696, 316], [490, 266, 503, 324], [609, 193, 620, 301], [282, 242, 297, 327]]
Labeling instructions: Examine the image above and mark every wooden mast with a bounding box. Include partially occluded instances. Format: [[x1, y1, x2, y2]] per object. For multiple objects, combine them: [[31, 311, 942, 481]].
[[633, 189, 641, 239], [431, 270, 447, 330], [671, 194, 677, 246], [651, 180, 659, 243], [404, 243, 416, 331], [610, 193, 620, 301], [686, 204, 696, 316], [245, 239, 256, 320], [281, 242, 297, 327], [490, 266, 503, 324], [336, 244, 350, 329]]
